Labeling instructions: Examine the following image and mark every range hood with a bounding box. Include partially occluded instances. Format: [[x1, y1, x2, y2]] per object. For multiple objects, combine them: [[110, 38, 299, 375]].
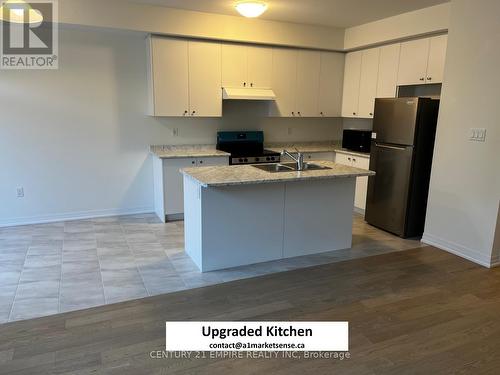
[[222, 87, 276, 101]]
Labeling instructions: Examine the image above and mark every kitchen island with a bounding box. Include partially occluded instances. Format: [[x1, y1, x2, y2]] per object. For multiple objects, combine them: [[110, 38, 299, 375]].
[[181, 161, 375, 272]]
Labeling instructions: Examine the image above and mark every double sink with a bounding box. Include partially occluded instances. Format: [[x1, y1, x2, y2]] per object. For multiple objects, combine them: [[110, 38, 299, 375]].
[[253, 162, 332, 173]]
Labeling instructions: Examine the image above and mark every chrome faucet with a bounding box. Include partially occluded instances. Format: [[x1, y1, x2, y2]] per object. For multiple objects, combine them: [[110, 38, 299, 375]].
[[281, 148, 305, 171]]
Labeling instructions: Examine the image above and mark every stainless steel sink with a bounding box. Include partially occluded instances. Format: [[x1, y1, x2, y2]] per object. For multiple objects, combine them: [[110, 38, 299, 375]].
[[253, 162, 332, 173]]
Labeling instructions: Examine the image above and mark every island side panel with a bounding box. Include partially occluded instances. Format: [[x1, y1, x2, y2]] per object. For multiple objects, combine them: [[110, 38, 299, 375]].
[[183, 175, 203, 270], [283, 178, 355, 258], [200, 183, 286, 272]]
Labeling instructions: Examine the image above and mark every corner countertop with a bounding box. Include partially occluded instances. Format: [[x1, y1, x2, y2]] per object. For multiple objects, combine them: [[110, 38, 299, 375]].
[[266, 142, 371, 158], [333, 148, 371, 158], [265, 141, 339, 154], [181, 160, 375, 187], [150, 145, 230, 159]]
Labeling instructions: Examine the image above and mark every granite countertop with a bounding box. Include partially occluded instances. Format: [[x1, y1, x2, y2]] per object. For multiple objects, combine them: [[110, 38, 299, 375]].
[[265, 141, 339, 154], [181, 160, 375, 187], [150, 145, 230, 159], [333, 148, 371, 158], [266, 142, 370, 158]]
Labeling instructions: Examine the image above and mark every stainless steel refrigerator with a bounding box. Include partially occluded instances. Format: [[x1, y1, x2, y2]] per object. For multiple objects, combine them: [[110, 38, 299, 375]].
[[365, 97, 440, 238]]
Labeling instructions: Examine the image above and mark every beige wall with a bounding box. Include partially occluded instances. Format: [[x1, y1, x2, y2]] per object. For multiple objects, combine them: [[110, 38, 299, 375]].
[[422, 0, 500, 267], [59, 0, 345, 51], [344, 3, 451, 50]]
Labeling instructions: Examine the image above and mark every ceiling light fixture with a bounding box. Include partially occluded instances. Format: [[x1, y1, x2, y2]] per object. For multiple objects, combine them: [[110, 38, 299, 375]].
[[0, 0, 43, 24], [235, 1, 268, 18]]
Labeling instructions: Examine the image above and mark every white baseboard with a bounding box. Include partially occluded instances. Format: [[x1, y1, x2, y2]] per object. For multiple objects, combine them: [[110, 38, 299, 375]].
[[490, 255, 500, 268], [422, 232, 493, 268], [353, 207, 365, 216], [0, 206, 155, 228]]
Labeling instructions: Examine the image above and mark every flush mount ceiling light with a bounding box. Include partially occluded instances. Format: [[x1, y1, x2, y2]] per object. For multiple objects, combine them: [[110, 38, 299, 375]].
[[0, 0, 43, 24], [235, 1, 268, 18]]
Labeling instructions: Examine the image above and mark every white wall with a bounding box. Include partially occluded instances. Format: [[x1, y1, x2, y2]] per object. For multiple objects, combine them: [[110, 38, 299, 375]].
[[344, 3, 450, 50], [422, 0, 500, 267], [0, 28, 342, 226], [60, 0, 345, 51]]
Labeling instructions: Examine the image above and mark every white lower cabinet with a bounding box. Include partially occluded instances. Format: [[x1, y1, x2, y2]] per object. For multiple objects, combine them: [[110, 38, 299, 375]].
[[281, 152, 335, 162], [154, 156, 229, 222], [303, 152, 335, 161], [334, 151, 370, 211]]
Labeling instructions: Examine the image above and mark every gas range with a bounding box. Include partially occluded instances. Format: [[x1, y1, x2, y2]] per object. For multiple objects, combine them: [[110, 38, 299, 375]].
[[216, 131, 281, 165]]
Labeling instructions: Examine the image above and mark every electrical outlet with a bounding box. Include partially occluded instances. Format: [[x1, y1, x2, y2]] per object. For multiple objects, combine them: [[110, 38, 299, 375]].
[[287, 127, 293, 135], [172, 128, 179, 137], [17, 187, 24, 198], [469, 128, 486, 142]]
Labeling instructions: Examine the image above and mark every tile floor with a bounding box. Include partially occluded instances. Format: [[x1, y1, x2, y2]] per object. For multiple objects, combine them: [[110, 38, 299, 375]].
[[0, 213, 424, 323]]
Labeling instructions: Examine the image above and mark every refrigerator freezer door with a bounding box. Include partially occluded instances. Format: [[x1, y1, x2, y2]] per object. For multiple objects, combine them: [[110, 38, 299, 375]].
[[365, 143, 414, 237], [372, 98, 419, 146]]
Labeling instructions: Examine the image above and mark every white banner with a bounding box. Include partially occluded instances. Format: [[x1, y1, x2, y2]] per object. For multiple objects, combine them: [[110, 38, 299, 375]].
[[165, 321, 349, 352]]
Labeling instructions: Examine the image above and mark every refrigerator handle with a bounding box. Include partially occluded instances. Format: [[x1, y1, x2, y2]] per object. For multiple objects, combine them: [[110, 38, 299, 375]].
[[375, 143, 408, 151]]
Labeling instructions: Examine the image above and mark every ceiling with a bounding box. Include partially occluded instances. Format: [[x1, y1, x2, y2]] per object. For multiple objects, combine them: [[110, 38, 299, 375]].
[[129, 0, 449, 28]]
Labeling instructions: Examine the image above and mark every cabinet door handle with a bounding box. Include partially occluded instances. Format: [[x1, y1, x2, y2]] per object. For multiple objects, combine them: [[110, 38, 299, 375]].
[[353, 158, 356, 162], [199, 160, 203, 164], [183, 110, 188, 116], [369, 112, 373, 116], [191, 111, 196, 116], [419, 77, 425, 81], [352, 112, 356, 116], [320, 112, 324, 116], [348, 157, 351, 161], [427, 77, 432, 81], [243, 82, 246, 87], [191, 160, 195, 165], [292, 112, 295, 116], [298, 112, 301, 116], [250, 83, 253, 87]]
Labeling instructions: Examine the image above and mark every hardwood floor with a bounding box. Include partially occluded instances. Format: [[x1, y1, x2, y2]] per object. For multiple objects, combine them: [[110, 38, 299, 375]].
[[1, 246, 499, 374]]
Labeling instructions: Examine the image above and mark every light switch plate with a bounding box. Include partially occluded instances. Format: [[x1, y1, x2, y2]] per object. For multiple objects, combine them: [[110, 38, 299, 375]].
[[469, 128, 486, 142]]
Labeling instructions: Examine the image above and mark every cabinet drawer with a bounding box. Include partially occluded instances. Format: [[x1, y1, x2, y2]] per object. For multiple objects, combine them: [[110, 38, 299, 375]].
[[334, 152, 352, 166], [196, 157, 229, 166]]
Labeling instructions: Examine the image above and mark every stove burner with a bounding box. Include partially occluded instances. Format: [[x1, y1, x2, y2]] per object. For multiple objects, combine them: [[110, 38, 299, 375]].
[[217, 131, 281, 165]]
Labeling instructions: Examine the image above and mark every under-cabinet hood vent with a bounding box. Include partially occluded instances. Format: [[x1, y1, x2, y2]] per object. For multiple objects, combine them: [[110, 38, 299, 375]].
[[222, 87, 276, 101]]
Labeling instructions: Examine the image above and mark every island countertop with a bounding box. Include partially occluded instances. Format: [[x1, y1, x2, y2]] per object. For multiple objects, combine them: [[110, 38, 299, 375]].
[[181, 160, 375, 187]]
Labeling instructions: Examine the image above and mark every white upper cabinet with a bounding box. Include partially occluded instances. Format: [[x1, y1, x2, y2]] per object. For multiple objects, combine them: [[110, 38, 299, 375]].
[[221, 44, 247, 88], [426, 35, 448, 84], [341, 51, 362, 118], [221, 44, 272, 89], [342, 48, 379, 119], [247, 46, 273, 88], [296, 50, 321, 117], [318, 52, 344, 117], [397, 35, 447, 86], [271, 48, 344, 118], [270, 48, 298, 117], [376, 43, 401, 98], [148, 37, 189, 117], [188, 41, 222, 117], [397, 38, 430, 85], [148, 37, 222, 117], [358, 48, 380, 118]]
